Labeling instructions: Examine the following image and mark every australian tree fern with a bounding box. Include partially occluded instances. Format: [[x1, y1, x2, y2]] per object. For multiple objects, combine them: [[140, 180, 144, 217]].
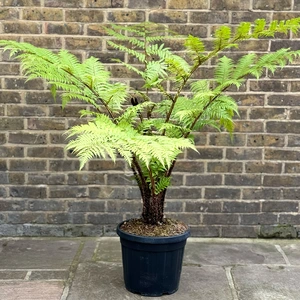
[[1, 18, 300, 225]]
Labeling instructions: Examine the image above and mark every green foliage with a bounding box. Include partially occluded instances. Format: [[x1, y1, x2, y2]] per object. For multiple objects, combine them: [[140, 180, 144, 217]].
[[1, 18, 300, 200]]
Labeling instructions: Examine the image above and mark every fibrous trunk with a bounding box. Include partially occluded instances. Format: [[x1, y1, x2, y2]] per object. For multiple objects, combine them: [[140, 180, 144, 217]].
[[141, 188, 166, 225]]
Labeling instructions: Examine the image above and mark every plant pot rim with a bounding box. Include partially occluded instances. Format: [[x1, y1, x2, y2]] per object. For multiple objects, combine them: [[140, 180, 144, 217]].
[[117, 220, 190, 245]]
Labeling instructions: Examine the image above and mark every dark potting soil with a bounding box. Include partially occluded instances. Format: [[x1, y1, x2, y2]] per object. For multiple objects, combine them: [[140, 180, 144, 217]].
[[120, 218, 188, 237]]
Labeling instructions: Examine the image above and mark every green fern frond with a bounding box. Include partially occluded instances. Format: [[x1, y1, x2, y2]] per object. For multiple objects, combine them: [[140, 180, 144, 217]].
[[215, 56, 234, 85]]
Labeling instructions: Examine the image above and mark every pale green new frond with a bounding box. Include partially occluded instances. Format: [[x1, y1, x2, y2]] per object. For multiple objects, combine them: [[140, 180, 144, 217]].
[[232, 53, 256, 79], [165, 54, 191, 81], [215, 56, 234, 85], [184, 35, 206, 61], [143, 60, 168, 88]]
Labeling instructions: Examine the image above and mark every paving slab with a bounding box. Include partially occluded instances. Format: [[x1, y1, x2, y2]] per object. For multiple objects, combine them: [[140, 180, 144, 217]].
[[67, 262, 233, 300], [232, 265, 300, 300], [93, 237, 121, 263], [0, 239, 80, 269], [0, 281, 64, 300], [184, 239, 285, 266], [276, 241, 300, 265]]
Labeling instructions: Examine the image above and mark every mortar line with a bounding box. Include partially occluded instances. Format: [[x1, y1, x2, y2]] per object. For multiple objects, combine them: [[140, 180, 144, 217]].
[[275, 244, 291, 266], [60, 240, 85, 300], [225, 267, 239, 300]]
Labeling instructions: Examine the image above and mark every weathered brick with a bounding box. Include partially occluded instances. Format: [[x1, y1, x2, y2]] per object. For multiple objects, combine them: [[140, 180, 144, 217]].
[[168, 24, 207, 38], [27, 199, 65, 211], [9, 132, 47, 144], [22, 8, 63, 21], [0, 187, 7, 198], [291, 81, 300, 92], [203, 214, 239, 225], [88, 160, 125, 171], [222, 226, 258, 238], [278, 214, 300, 225], [204, 188, 241, 199], [0, 8, 19, 19], [245, 162, 282, 174], [290, 109, 300, 120], [68, 201, 89, 212], [173, 161, 204, 173], [268, 95, 300, 107], [2, 21, 42, 34], [65, 10, 104, 22], [265, 149, 300, 161], [149, 11, 187, 23], [186, 174, 222, 186], [67, 173, 105, 185], [8, 173, 25, 184], [285, 163, 300, 173], [48, 105, 84, 117], [232, 11, 272, 23], [247, 134, 285, 147], [127, 0, 165, 8], [89, 186, 125, 199], [0, 200, 26, 211], [165, 201, 184, 212], [0, 118, 24, 130], [185, 201, 221, 212], [266, 121, 300, 134], [106, 200, 141, 213], [49, 186, 88, 198], [226, 148, 262, 160], [262, 201, 298, 212], [107, 10, 146, 22], [0, 146, 24, 158], [65, 37, 102, 51], [288, 135, 300, 147], [187, 148, 223, 160], [250, 80, 289, 92], [243, 188, 281, 200], [9, 159, 47, 171], [25, 91, 56, 104], [7, 105, 47, 116], [167, 187, 202, 199], [10, 186, 47, 198], [45, 23, 83, 35], [27, 118, 66, 130], [0, 63, 19, 75], [86, 0, 124, 8], [212, 0, 250, 10], [253, 0, 292, 10], [190, 11, 229, 24], [223, 201, 260, 213], [27, 146, 64, 158], [2, 0, 41, 5], [207, 162, 243, 173], [241, 213, 277, 225], [49, 160, 80, 171], [44, 0, 84, 7], [5, 78, 44, 90], [234, 121, 264, 133], [234, 94, 264, 106], [209, 134, 246, 146], [87, 213, 123, 225], [27, 173, 65, 185], [283, 189, 300, 199], [46, 213, 71, 224], [168, 0, 208, 9], [7, 212, 46, 224], [22, 36, 62, 49], [264, 175, 300, 187], [271, 40, 300, 52], [225, 174, 261, 186], [249, 108, 286, 120], [189, 226, 220, 237]]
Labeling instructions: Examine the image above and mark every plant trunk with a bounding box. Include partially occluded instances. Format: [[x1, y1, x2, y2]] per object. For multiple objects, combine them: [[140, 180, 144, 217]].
[[142, 189, 166, 225]]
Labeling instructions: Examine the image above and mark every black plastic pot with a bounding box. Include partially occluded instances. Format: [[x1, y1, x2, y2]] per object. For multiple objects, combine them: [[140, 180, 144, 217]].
[[117, 221, 190, 297]]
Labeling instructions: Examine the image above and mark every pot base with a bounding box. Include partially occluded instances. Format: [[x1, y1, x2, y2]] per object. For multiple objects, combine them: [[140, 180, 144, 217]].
[[117, 220, 190, 297]]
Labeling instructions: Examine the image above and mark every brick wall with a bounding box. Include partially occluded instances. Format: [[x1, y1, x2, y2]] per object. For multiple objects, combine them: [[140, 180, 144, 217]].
[[0, 0, 300, 238]]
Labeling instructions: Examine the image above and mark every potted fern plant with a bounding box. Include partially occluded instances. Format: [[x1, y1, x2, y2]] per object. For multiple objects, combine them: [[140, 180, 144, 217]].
[[1, 18, 300, 296]]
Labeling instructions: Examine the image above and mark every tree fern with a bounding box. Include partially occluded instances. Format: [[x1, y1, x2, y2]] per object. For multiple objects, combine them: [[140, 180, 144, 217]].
[[1, 18, 300, 224]]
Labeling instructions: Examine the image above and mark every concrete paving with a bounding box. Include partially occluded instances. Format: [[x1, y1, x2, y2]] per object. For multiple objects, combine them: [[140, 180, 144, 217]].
[[0, 237, 300, 300]]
